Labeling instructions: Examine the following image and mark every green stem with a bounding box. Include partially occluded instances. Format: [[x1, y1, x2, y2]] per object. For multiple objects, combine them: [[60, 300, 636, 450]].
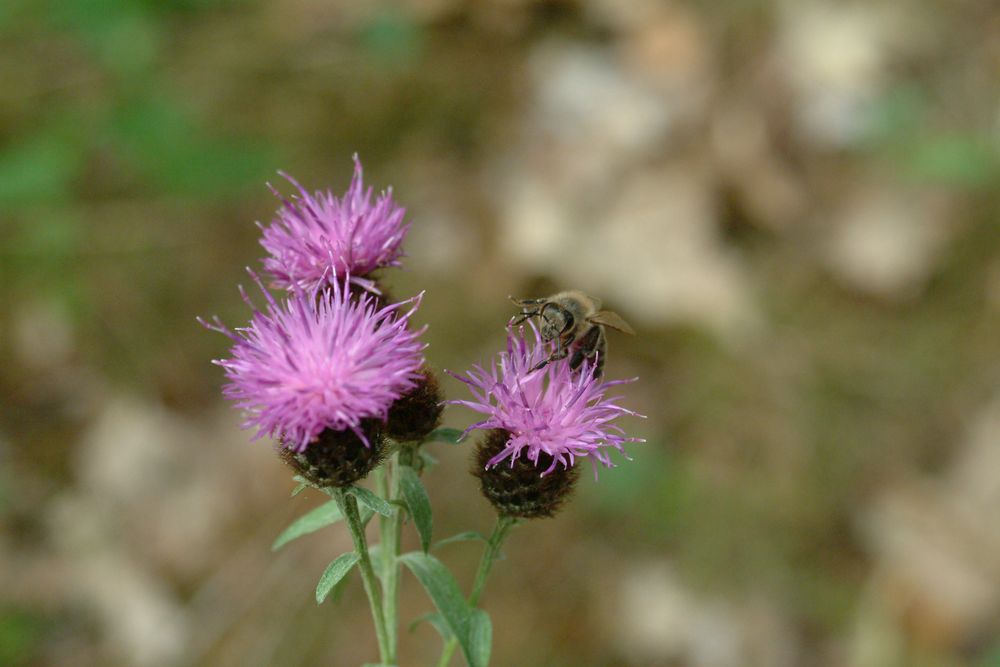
[[374, 463, 391, 585], [383, 445, 417, 662], [375, 464, 390, 575], [374, 462, 399, 663], [382, 450, 403, 662], [435, 515, 516, 667], [333, 488, 391, 664]]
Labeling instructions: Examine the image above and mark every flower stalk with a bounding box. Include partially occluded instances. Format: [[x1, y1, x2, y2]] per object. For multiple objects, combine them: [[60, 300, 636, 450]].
[[435, 515, 516, 667], [333, 487, 392, 664], [383, 451, 403, 658]]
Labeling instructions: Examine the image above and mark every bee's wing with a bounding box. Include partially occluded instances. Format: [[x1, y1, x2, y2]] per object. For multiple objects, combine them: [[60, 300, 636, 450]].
[[589, 310, 635, 335]]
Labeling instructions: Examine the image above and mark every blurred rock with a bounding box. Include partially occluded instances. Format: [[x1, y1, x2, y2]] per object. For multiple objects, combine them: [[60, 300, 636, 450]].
[[856, 393, 1000, 654], [44, 397, 282, 666], [526, 42, 675, 187], [848, 582, 908, 667], [401, 158, 485, 274], [584, 165, 761, 340], [501, 158, 761, 342], [823, 186, 956, 300], [612, 561, 797, 667], [778, 3, 890, 148], [861, 485, 997, 649], [710, 101, 808, 230], [497, 40, 758, 342], [47, 489, 190, 667], [78, 398, 281, 579], [615, 3, 712, 98]]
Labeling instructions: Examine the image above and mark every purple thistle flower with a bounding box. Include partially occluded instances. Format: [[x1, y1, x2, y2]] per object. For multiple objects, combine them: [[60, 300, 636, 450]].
[[447, 323, 645, 476], [259, 154, 409, 292], [199, 271, 426, 451]]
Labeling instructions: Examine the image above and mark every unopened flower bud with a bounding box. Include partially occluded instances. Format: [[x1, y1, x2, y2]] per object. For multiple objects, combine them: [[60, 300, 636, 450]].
[[386, 368, 443, 442]]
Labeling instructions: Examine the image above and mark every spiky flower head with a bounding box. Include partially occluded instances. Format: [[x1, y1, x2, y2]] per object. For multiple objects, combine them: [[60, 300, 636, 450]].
[[260, 155, 409, 292], [447, 324, 644, 476], [200, 271, 426, 451]]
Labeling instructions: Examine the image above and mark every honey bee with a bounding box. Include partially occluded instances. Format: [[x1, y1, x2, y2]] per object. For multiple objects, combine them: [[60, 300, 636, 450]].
[[509, 290, 634, 377]]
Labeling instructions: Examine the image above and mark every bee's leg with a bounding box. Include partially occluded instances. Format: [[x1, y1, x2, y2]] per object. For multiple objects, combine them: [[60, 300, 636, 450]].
[[573, 351, 605, 378], [592, 329, 608, 378], [569, 326, 603, 372], [532, 342, 569, 372]]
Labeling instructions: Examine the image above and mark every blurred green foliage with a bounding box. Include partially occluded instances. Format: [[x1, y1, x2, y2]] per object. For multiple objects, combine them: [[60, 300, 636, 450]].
[[0, 609, 48, 667], [868, 85, 999, 187]]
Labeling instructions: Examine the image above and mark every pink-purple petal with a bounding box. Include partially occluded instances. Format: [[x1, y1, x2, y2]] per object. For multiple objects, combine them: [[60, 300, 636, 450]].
[[202, 276, 426, 449], [260, 157, 409, 291], [447, 324, 643, 476]]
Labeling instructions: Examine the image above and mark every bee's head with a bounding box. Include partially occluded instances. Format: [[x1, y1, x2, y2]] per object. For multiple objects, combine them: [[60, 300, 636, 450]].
[[539, 303, 574, 341]]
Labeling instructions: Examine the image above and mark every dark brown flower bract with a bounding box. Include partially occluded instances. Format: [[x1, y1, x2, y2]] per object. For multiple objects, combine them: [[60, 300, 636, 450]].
[[474, 429, 580, 519], [279, 420, 386, 487], [386, 368, 443, 442]]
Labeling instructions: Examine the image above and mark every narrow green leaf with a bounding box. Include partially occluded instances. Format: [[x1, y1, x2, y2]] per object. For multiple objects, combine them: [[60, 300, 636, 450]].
[[433, 532, 487, 550], [399, 552, 482, 667], [408, 612, 453, 640], [418, 450, 439, 470], [290, 482, 308, 497], [425, 427, 464, 445], [360, 505, 376, 527], [398, 466, 433, 553], [328, 572, 350, 603], [272, 500, 343, 551], [315, 552, 360, 604], [350, 486, 394, 517], [469, 610, 492, 667]]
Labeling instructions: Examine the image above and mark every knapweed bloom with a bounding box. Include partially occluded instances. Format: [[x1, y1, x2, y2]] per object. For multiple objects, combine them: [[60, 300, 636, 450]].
[[448, 324, 645, 476], [199, 271, 426, 452], [259, 155, 409, 292]]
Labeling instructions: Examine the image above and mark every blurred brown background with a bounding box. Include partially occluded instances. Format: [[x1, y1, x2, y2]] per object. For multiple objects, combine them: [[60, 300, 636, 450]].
[[3, 0, 1000, 665]]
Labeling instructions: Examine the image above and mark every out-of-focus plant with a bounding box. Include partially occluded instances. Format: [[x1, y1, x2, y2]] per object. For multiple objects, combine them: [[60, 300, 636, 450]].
[[866, 85, 999, 188], [0, 0, 273, 386]]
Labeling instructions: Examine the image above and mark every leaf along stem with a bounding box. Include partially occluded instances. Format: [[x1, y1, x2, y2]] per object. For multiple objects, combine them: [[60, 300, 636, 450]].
[[435, 515, 515, 667]]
